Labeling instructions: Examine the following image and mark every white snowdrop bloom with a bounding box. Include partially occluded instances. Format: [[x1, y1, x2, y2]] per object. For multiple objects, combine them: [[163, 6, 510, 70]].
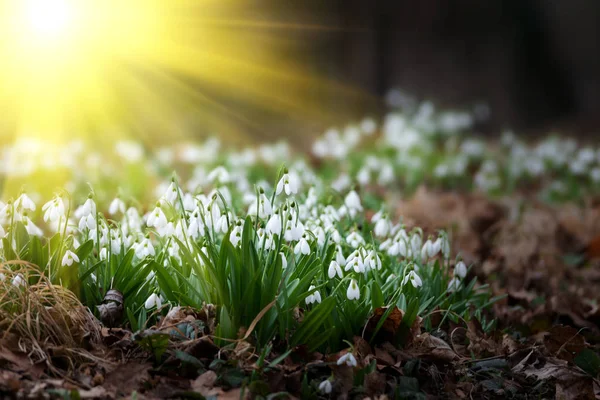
[[440, 236, 451, 259], [313, 226, 326, 247], [305, 285, 322, 305], [147, 205, 168, 230], [0, 273, 5, 281], [591, 168, 600, 183], [371, 210, 383, 223], [79, 214, 96, 231], [402, 271, 423, 288], [275, 171, 299, 196], [335, 246, 346, 267], [410, 233, 422, 255], [42, 196, 65, 222], [249, 189, 273, 219], [378, 164, 395, 185], [207, 166, 231, 184], [328, 260, 343, 279], [344, 190, 363, 217], [61, 250, 79, 267], [115, 140, 144, 162], [284, 219, 305, 242], [360, 117, 377, 135], [12, 274, 26, 287], [163, 181, 180, 204], [448, 277, 461, 292], [366, 250, 382, 270], [357, 167, 371, 186], [328, 228, 341, 244], [346, 231, 365, 249], [280, 252, 287, 269], [145, 293, 162, 309], [337, 352, 357, 367], [421, 239, 440, 260], [107, 197, 126, 216], [215, 213, 231, 234], [15, 193, 36, 212], [331, 173, 351, 192], [294, 235, 311, 255], [81, 197, 97, 218], [346, 279, 360, 301], [99, 247, 108, 261], [374, 216, 391, 238], [22, 215, 43, 237], [266, 211, 283, 235], [379, 238, 392, 251], [135, 238, 156, 259], [385, 274, 397, 284], [205, 199, 220, 226], [229, 222, 243, 247], [182, 193, 197, 212], [318, 379, 332, 394], [386, 240, 400, 256], [454, 261, 468, 279]]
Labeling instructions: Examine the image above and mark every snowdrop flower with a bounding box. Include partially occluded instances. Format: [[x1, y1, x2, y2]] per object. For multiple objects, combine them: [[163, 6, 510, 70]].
[[357, 167, 371, 186], [79, 214, 96, 231], [109, 197, 126, 215], [305, 285, 322, 305], [249, 188, 273, 219], [145, 293, 162, 309], [421, 238, 440, 260], [0, 273, 5, 281], [284, 218, 304, 242], [335, 246, 346, 267], [229, 221, 243, 247], [81, 196, 97, 218], [135, 238, 156, 259], [374, 215, 391, 238], [215, 212, 230, 234], [440, 236, 451, 259], [346, 231, 365, 248], [366, 250, 382, 270], [61, 250, 79, 267], [15, 193, 36, 212], [402, 271, 423, 288], [22, 215, 43, 236], [328, 260, 343, 279], [147, 204, 168, 229], [454, 261, 467, 279], [280, 252, 287, 269], [12, 274, 26, 287], [346, 279, 360, 300], [275, 170, 299, 196], [337, 352, 357, 367], [448, 277, 461, 292], [42, 196, 65, 222], [294, 235, 311, 255], [410, 233, 422, 257], [344, 190, 363, 217], [266, 211, 282, 235], [163, 180, 181, 204], [318, 379, 332, 394]]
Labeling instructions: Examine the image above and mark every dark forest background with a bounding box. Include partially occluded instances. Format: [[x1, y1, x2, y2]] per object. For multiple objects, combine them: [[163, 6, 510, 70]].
[[265, 0, 600, 135]]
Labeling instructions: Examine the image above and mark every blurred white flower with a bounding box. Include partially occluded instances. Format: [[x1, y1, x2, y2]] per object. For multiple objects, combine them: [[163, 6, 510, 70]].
[[337, 352, 357, 367]]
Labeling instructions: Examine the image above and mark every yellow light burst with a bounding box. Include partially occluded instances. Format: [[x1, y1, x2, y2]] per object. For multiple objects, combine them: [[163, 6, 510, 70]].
[[0, 0, 371, 150]]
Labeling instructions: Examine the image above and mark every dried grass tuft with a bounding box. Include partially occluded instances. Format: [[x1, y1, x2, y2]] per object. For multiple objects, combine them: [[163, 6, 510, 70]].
[[0, 261, 102, 374]]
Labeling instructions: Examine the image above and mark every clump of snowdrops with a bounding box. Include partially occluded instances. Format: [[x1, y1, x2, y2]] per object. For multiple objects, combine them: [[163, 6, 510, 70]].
[[0, 164, 496, 352]]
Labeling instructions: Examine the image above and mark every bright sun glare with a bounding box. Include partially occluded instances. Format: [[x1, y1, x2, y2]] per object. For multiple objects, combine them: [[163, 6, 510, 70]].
[[0, 0, 365, 150], [22, 0, 75, 41]]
